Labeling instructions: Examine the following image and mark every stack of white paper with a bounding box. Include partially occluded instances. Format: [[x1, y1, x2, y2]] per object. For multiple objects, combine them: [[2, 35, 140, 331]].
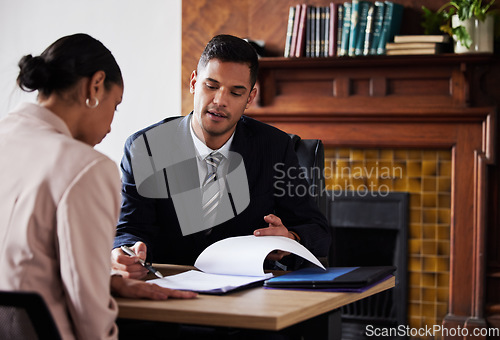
[[148, 235, 325, 294]]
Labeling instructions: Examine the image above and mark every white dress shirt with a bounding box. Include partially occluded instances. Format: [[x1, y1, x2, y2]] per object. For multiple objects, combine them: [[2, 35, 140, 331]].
[[189, 115, 234, 196]]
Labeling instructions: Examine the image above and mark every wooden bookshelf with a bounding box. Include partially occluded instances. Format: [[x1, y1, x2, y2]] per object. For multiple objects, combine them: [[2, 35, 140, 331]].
[[247, 54, 497, 114], [181, 0, 455, 116]]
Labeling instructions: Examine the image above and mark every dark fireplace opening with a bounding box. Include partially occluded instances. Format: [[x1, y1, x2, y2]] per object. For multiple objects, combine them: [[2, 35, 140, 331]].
[[334, 228, 398, 266], [326, 191, 409, 339]]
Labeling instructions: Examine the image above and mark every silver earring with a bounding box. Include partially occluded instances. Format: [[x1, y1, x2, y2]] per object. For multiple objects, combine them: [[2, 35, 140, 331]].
[[85, 97, 99, 109]]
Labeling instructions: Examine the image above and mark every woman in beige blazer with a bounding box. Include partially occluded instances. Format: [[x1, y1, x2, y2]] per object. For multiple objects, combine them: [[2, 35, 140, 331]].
[[0, 33, 196, 340]]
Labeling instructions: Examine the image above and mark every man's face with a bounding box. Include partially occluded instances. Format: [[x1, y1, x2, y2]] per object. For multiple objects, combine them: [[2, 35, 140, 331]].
[[190, 59, 256, 148]]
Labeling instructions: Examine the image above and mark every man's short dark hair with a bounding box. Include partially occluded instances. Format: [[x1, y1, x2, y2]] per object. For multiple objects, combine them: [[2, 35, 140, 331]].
[[198, 34, 259, 88]]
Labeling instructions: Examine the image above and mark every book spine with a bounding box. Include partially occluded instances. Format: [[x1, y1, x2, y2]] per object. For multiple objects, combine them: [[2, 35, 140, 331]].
[[354, 2, 370, 56], [376, 1, 403, 55], [369, 1, 385, 55], [386, 42, 439, 50], [315, 6, 321, 57], [284, 6, 296, 57], [339, 2, 351, 56], [362, 4, 375, 55], [324, 6, 330, 57], [387, 3, 404, 44], [386, 48, 437, 55], [290, 4, 302, 57], [393, 34, 450, 43], [306, 6, 312, 57], [295, 4, 308, 57], [309, 6, 317, 57], [348, 0, 360, 56], [376, 1, 393, 55], [329, 2, 338, 57], [336, 4, 344, 56]]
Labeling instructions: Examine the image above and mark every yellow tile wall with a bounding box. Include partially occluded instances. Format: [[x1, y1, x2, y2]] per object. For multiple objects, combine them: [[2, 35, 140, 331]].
[[325, 148, 452, 339]]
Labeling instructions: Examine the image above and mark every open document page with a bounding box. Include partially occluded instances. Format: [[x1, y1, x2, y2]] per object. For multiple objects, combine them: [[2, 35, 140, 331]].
[[148, 235, 325, 294]]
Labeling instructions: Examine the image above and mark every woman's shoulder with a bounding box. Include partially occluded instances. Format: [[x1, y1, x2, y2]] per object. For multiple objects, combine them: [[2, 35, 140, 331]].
[[50, 136, 120, 197]]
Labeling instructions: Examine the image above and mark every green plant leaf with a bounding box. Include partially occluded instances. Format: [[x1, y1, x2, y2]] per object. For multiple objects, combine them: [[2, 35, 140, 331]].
[[452, 25, 473, 48], [420, 0, 495, 49], [421, 6, 448, 34]]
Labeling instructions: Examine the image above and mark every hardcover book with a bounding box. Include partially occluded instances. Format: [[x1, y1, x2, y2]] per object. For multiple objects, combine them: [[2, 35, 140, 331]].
[[386, 42, 447, 50], [315, 6, 322, 57], [376, 1, 404, 55], [348, 0, 360, 56], [306, 6, 314, 57], [369, 1, 385, 55], [354, 1, 371, 56], [284, 6, 296, 57], [386, 48, 442, 55], [289, 4, 302, 57], [362, 3, 375, 55], [393, 35, 450, 43], [329, 2, 339, 57], [385, 42, 452, 55], [336, 4, 344, 56], [323, 6, 330, 57], [339, 2, 351, 56], [295, 4, 308, 57]]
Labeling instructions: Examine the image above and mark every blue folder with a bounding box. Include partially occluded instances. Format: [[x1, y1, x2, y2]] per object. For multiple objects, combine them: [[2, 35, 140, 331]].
[[264, 266, 396, 289]]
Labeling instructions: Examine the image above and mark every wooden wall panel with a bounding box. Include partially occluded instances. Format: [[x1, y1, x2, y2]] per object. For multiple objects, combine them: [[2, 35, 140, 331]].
[[181, 0, 249, 115]]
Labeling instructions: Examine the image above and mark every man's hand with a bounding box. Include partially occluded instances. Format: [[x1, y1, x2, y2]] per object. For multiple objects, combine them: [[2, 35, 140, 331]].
[[110, 275, 197, 300], [111, 241, 149, 279], [253, 214, 297, 261]]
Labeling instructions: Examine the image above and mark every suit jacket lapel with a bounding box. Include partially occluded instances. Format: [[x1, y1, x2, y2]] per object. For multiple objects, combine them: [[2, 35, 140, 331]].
[[231, 117, 258, 187], [166, 113, 201, 194]]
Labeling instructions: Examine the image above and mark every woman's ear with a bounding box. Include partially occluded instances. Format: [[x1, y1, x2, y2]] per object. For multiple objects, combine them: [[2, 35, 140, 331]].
[[87, 71, 106, 102]]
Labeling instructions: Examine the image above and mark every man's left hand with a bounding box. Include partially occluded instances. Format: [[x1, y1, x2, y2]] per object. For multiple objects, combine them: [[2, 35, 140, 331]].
[[253, 214, 297, 261]]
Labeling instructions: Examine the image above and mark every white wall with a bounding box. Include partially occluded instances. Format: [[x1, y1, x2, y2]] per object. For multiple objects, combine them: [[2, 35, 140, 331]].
[[0, 0, 182, 164]]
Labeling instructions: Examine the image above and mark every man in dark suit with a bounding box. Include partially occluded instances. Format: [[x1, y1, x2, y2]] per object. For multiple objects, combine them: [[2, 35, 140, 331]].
[[111, 35, 330, 279]]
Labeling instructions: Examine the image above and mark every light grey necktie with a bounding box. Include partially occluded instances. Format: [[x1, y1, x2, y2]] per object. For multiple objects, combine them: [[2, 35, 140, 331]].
[[202, 152, 223, 228]]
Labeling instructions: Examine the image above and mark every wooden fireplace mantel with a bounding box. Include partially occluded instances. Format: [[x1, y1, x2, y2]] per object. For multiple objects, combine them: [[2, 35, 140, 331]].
[[245, 54, 498, 338], [248, 54, 497, 114]]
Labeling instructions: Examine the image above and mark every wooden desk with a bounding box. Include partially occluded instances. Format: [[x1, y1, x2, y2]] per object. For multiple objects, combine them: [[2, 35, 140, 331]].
[[116, 265, 395, 338]]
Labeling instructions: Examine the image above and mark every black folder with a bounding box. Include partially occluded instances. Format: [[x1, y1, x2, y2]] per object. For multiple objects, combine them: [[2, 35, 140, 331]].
[[264, 266, 396, 289]]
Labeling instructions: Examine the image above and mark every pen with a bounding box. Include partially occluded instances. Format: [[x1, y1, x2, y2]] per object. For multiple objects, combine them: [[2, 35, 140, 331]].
[[120, 245, 164, 279]]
